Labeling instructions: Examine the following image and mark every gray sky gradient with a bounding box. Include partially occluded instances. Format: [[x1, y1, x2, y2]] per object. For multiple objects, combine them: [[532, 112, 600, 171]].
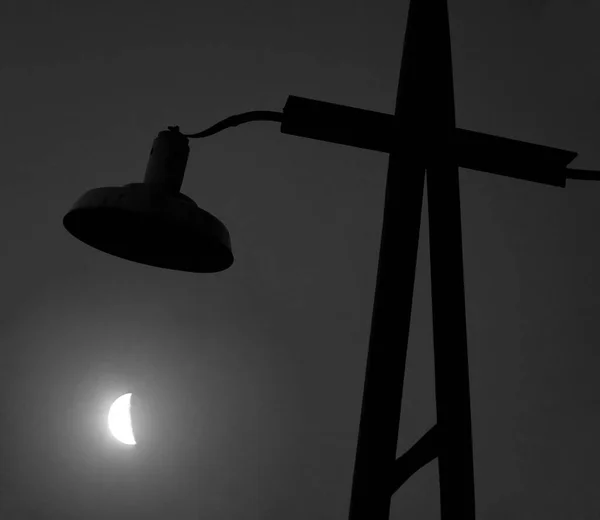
[[0, 0, 599, 518]]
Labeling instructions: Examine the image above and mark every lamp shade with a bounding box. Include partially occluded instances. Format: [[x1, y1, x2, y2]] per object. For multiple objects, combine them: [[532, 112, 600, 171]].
[[63, 182, 233, 273]]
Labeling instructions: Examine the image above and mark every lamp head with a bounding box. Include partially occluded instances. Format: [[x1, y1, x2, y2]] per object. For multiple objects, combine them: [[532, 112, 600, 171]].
[[63, 127, 233, 273]]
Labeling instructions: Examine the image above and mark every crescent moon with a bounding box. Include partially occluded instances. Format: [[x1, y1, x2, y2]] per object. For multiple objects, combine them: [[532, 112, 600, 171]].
[[108, 393, 136, 445]]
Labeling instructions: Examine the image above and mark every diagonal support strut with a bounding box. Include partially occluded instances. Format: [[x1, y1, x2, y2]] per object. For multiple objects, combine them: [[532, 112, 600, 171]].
[[391, 425, 439, 494]]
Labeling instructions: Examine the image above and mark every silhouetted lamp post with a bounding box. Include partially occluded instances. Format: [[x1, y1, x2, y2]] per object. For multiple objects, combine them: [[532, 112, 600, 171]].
[[63, 0, 598, 518]]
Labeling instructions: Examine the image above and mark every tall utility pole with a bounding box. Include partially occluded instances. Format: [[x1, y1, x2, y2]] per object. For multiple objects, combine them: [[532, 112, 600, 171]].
[[348, 0, 474, 518]]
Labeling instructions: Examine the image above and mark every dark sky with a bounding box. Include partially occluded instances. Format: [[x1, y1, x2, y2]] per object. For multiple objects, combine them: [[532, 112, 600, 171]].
[[1, 0, 599, 518]]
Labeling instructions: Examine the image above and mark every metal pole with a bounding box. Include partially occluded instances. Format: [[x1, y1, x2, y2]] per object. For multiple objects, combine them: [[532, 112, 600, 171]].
[[428, 165, 476, 520], [347, 0, 429, 518], [349, 0, 476, 518], [347, 125, 424, 520], [422, 0, 477, 518]]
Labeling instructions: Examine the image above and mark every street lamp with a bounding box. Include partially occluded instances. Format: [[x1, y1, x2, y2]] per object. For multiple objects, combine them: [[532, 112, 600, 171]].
[[62, 0, 599, 519], [62, 126, 234, 273]]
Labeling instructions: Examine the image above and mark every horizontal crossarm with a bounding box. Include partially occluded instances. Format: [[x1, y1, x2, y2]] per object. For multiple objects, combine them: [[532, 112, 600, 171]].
[[454, 128, 576, 187], [281, 95, 577, 187]]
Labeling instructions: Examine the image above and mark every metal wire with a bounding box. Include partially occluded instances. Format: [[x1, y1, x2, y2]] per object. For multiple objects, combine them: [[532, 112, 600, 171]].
[[566, 168, 600, 181]]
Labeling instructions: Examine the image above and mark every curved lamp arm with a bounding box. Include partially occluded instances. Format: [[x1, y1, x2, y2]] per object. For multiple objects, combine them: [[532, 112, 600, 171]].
[[180, 111, 283, 139]]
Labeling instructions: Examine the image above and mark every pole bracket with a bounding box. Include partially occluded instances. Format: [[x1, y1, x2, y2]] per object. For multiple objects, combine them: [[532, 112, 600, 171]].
[[391, 424, 439, 495]]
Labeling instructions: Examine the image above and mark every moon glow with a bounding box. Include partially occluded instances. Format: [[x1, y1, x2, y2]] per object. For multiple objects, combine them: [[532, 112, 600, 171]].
[[108, 393, 136, 445]]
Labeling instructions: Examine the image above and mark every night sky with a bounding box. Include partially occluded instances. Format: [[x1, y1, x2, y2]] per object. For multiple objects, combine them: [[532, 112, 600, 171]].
[[1, 0, 599, 518]]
